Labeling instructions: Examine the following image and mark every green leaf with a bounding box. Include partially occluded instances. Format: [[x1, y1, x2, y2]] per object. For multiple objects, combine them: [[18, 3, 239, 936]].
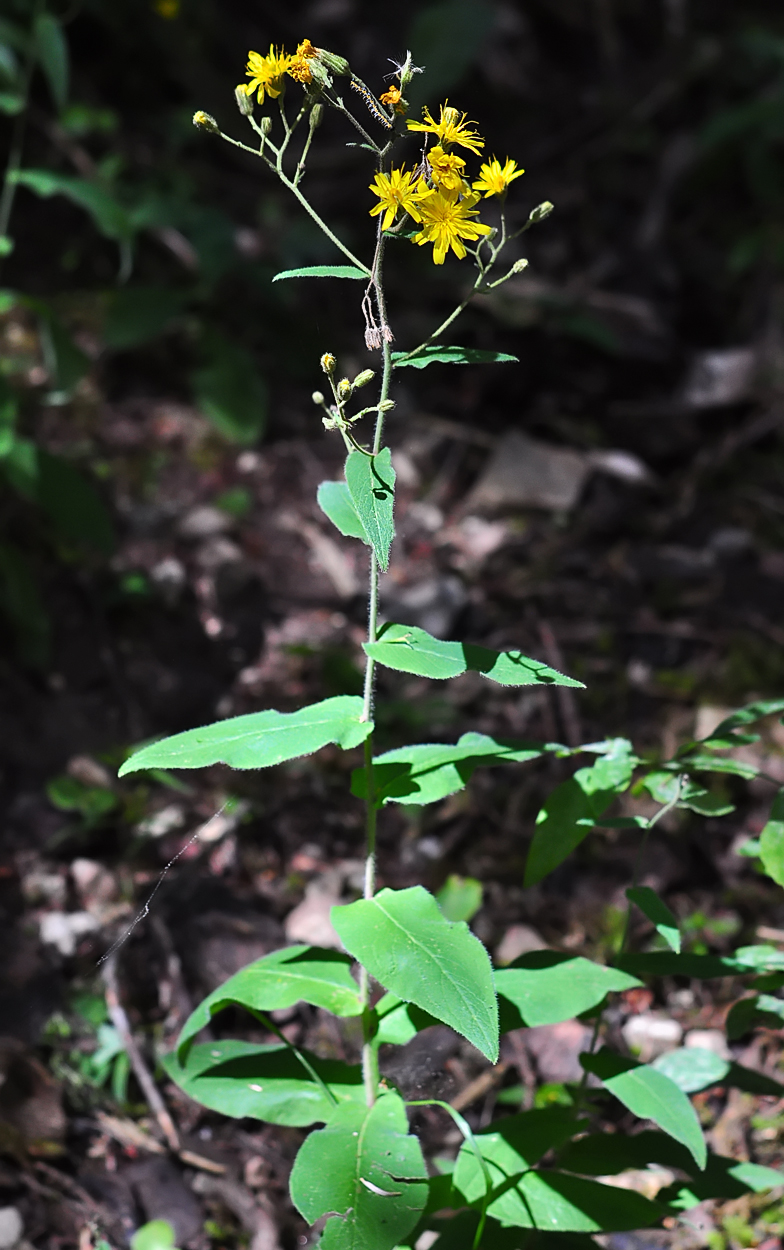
[[365, 622, 583, 687], [391, 345, 519, 369], [191, 333, 267, 444], [177, 946, 362, 1058], [38, 451, 115, 554], [118, 695, 373, 776], [453, 1108, 581, 1207], [699, 699, 784, 745], [524, 741, 636, 887], [34, 14, 68, 112], [352, 732, 553, 807], [760, 788, 784, 887], [0, 233, 14, 253], [495, 952, 641, 1029], [39, 314, 90, 395], [627, 886, 681, 953], [162, 1040, 363, 1126], [332, 885, 499, 1062], [676, 753, 759, 780], [103, 286, 188, 350], [580, 1048, 706, 1168], [289, 1091, 428, 1250], [732, 945, 784, 972], [130, 1221, 178, 1250], [618, 951, 741, 978], [345, 447, 395, 570], [9, 170, 131, 240], [373, 996, 439, 1045], [317, 480, 369, 542], [272, 265, 368, 281], [662, 1157, 784, 1209], [726, 993, 784, 1039], [652, 1047, 729, 1093], [436, 874, 482, 923]]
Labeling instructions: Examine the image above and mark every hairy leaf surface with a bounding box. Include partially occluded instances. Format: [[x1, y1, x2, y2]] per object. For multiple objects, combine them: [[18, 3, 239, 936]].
[[345, 447, 395, 570]]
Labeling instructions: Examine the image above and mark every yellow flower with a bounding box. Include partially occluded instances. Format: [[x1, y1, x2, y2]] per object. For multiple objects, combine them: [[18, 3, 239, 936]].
[[288, 38, 317, 84], [427, 144, 467, 196], [379, 85, 407, 115], [473, 156, 525, 198], [369, 167, 425, 231], [413, 187, 492, 264], [407, 102, 484, 155], [245, 46, 292, 103]]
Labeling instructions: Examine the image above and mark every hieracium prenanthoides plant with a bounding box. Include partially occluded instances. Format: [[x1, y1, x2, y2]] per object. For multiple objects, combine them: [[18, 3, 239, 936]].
[[120, 38, 784, 1250]]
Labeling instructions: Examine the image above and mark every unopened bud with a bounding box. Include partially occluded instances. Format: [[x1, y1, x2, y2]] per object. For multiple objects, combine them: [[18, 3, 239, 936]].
[[312, 390, 325, 405], [317, 48, 350, 76], [320, 352, 337, 375], [309, 103, 323, 131], [260, 116, 273, 138], [352, 369, 375, 389], [193, 110, 219, 133], [443, 106, 459, 127], [511, 258, 529, 274], [235, 85, 253, 116], [378, 399, 396, 412], [529, 200, 554, 223], [337, 378, 352, 400]]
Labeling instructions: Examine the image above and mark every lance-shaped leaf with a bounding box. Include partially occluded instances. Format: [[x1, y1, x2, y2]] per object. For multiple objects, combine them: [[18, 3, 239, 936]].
[[177, 946, 362, 1058], [162, 1040, 363, 1125], [726, 993, 784, 1040], [391, 345, 519, 369], [317, 480, 368, 542], [662, 1157, 784, 1209], [332, 886, 499, 1062], [760, 788, 784, 888], [627, 886, 681, 953], [34, 13, 68, 112], [351, 732, 556, 807], [364, 622, 583, 687], [580, 1048, 706, 1168], [453, 1108, 581, 1206], [524, 741, 636, 887], [272, 265, 368, 280], [495, 952, 641, 1030], [697, 698, 784, 748], [289, 1091, 428, 1250], [118, 695, 372, 776], [345, 447, 395, 570], [672, 753, 759, 780]]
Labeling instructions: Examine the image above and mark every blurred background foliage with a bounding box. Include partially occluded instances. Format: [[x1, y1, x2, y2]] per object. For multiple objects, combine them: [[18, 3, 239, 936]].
[[1, 0, 783, 726]]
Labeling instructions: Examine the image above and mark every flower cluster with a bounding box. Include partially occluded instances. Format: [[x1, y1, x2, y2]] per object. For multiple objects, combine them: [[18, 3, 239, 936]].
[[367, 99, 524, 264], [243, 39, 323, 103]]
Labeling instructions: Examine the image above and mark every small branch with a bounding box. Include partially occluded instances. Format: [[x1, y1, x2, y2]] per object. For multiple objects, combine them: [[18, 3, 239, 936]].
[[102, 953, 180, 1152]]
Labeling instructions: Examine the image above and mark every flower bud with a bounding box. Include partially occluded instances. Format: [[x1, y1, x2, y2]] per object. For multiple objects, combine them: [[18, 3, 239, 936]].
[[193, 110, 219, 133], [312, 390, 325, 405], [234, 85, 253, 117], [511, 258, 529, 274], [337, 377, 352, 400], [309, 103, 323, 131], [378, 399, 396, 412], [352, 369, 375, 389], [529, 201, 554, 223], [320, 352, 337, 375], [260, 116, 273, 138], [316, 48, 350, 76]]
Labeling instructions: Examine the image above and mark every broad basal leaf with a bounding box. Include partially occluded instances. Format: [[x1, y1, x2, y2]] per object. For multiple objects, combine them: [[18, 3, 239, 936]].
[[332, 885, 499, 1062], [364, 622, 583, 687], [317, 480, 368, 541], [272, 265, 368, 281], [580, 1048, 706, 1168], [118, 695, 372, 776], [351, 732, 554, 807], [496, 952, 641, 1029], [524, 740, 636, 887], [627, 886, 680, 953], [289, 1091, 428, 1250], [162, 1039, 363, 1125], [177, 947, 362, 1057], [345, 447, 395, 570], [391, 345, 519, 369], [760, 788, 784, 888]]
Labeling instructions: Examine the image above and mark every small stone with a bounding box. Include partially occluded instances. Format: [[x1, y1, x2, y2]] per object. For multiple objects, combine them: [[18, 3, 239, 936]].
[[685, 1029, 731, 1060], [495, 924, 546, 966], [285, 874, 343, 950], [39, 911, 98, 956], [466, 431, 590, 512], [622, 1013, 682, 1061], [0, 1207, 23, 1249], [682, 346, 758, 409], [177, 505, 232, 539]]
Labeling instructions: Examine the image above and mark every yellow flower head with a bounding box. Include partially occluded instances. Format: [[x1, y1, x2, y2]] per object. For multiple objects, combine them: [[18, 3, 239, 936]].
[[245, 46, 292, 103], [427, 144, 467, 196], [413, 187, 492, 264], [407, 101, 484, 155], [369, 166, 425, 232], [288, 38, 317, 84], [473, 156, 525, 198], [379, 85, 407, 115]]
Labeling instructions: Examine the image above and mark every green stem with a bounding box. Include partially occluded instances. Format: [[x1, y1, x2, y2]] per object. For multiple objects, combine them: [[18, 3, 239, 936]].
[[408, 1100, 493, 1249], [278, 168, 371, 274]]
